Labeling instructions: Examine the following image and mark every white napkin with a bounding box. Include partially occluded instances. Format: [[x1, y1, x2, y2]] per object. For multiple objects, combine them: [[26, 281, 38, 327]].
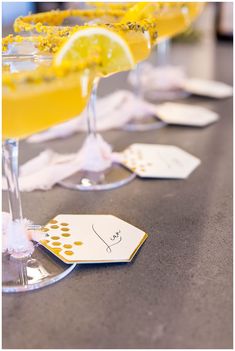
[[2, 212, 45, 255], [3, 96, 220, 193], [27, 90, 160, 143], [128, 63, 233, 98], [3, 134, 114, 192], [128, 63, 187, 92]]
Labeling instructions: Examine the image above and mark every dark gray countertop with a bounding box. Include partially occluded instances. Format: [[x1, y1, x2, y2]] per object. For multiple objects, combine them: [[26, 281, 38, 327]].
[[3, 35, 233, 348]]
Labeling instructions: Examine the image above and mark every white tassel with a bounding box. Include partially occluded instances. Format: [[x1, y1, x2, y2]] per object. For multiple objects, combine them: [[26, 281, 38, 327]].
[[2, 212, 46, 257]]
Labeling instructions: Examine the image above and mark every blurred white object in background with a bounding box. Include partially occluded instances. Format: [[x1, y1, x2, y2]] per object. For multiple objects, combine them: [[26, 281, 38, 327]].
[[128, 63, 187, 92]]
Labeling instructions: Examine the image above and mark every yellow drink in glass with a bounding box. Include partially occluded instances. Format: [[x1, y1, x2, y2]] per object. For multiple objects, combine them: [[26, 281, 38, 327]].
[[2, 56, 94, 139], [155, 3, 204, 42], [122, 2, 204, 43]]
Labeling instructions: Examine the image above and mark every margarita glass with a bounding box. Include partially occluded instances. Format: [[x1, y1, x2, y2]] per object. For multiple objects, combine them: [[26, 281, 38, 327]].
[[13, 7, 155, 190], [122, 2, 205, 130], [144, 2, 205, 102], [3, 6, 154, 291], [2, 38, 98, 292]]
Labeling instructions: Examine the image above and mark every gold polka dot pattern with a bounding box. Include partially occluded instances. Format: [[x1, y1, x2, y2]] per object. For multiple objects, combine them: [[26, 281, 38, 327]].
[[52, 248, 62, 254], [49, 219, 58, 224], [63, 244, 72, 249], [61, 227, 69, 232], [51, 236, 60, 240], [52, 242, 61, 246], [64, 250, 74, 256], [50, 225, 59, 229], [41, 216, 84, 263], [62, 233, 71, 237], [41, 239, 50, 244]]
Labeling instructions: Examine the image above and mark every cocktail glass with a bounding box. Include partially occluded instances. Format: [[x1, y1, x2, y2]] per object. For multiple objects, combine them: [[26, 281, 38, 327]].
[[123, 2, 205, 130], [13, 8, 153, 190], [2, 43, 94, 292], [59, 76, 136, 191]]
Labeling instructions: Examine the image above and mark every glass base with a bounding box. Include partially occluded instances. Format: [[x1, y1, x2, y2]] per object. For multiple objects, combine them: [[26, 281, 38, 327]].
[[123, 115, 167, 132], [58, 163, 136, 191], [145, 89, 189, 102], [2, 244, 76, 293]]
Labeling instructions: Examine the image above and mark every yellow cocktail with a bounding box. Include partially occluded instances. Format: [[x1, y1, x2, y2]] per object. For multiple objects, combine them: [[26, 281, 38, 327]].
[[122, 2, 204, 42], [156, 3, 204, 42], [4, 9, 153, 139], [3, 9, 154, 138], [2, 55, 95, 139]]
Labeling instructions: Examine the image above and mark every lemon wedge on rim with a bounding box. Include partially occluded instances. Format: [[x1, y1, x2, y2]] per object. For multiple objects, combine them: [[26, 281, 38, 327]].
[[54, 27, 135, 77]]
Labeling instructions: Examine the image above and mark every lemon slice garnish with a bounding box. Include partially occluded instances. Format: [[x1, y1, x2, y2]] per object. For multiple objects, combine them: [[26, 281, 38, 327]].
[[54, 27, 135, 77]]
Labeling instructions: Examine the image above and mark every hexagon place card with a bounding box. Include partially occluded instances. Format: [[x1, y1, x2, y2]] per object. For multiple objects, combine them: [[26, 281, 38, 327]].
[[155, 102, 219, 127], [121, 143, 201, 179], [40, 214, 148, 264]]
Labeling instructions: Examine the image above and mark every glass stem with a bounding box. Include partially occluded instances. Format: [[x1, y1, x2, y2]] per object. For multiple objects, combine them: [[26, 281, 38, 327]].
[[134, 63, 143, 99], [3, 139, 23, 222], [87, 78, 99, 138], [156, 39, 171, 66]]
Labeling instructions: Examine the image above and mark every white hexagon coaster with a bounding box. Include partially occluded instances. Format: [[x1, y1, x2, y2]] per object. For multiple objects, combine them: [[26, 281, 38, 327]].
[[121, 143, 201, 179], [154, 102, 219, 127], [182, 78, 233, 99], [40, 214, 148, 264]]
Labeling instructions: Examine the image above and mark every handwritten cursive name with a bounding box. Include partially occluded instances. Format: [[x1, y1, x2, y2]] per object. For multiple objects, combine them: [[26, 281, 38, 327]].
[[91, 224, 122, 253]]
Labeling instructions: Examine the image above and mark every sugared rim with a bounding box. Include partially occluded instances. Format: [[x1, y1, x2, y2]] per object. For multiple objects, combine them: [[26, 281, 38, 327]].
[[4, 17, 158, 55], [14, 8, 126, 34], [13, 6, 158, 46], [3, 5, 159, 89], [2, 52, 101, 89]]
